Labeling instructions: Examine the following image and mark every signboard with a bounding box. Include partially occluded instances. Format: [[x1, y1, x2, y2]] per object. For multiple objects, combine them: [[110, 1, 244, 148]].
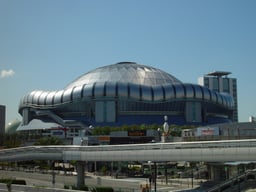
[[128, 130, 146, 137], [195, 127, 219, 136], [52, 131, 63, 136]]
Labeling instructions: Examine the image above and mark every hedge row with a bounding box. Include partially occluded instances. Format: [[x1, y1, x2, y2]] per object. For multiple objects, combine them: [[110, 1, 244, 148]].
[[64, 184, 114, 192], [0, 178, 26, 185]]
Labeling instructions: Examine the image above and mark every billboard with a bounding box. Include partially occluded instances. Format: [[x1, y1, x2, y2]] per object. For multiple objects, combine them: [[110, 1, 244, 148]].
[[195, 126, 219, 136]]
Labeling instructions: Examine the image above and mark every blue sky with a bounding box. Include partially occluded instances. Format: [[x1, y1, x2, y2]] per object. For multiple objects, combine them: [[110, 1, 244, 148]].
[[0, 0, 256, 124]]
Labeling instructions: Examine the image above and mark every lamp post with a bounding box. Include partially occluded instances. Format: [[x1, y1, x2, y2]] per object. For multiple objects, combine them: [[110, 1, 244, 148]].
[[154, 162, 157, 192], [157, 128, 161, 142], [191, 169, 194, 188], [147, 161, 157, 192], [148, 161, 152, 190]]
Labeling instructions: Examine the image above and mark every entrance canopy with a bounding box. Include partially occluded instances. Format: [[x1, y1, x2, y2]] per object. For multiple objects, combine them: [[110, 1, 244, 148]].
[[17, 119, 62, 131]]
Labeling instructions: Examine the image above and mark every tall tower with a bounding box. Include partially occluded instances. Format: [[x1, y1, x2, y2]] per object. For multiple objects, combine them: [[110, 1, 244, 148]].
[[198, 71, 238, 122], [0, 105, 6, 145]]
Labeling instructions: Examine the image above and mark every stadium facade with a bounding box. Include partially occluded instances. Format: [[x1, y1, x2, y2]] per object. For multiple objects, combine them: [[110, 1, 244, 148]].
[[18, 62, 234, 132]]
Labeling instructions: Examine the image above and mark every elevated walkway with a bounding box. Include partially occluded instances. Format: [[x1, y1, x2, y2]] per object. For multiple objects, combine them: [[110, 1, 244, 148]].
[[1, 139, 256, 189], [0, 139, 256, 162]]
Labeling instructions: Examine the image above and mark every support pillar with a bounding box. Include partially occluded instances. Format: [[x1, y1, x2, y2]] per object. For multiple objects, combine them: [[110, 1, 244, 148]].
[[76, 161, 85, 189], [208, 163, 227, 182], [154, 162, 157, 192]]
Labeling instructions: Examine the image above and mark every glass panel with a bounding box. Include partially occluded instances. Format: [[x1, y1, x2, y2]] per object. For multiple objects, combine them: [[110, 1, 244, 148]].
[[184, 84, 194, 98], [95, 101, 104, 122], [141, 85, 152, 101], [39, 92, 49, 105], [117, 82, 128, 98], [204, 78, 209, 88], [152, 86, 164, 101], [213, 78, 219, 92], [46, 91, 56, 105], [211, 92, 217, 103], [216, 93, 223, 105], [193, 85, 203, 99], [83, 83, 94, 97], [105, 82, 116, 97], [163, 85, 175, 100], [27, 91, 36, 103], [94, 82, 105, 97], [202, 87, 210, 100], [32, 91, 43, 104], [130, 84, 140, 100], [222, 95, 227, 107], [223, 78, 229, 93], [185, 102, 202, 123], [106, 101, 116, 122], [72, 85, 83, 100], [174, 84, 185, 99], [65, 62, 182, 89], [53, 90, 64, 104], [63, 88, 73, 102]]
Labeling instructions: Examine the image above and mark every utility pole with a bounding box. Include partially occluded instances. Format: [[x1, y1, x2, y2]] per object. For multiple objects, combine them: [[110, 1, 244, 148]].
[[154, 162, 157, 192]]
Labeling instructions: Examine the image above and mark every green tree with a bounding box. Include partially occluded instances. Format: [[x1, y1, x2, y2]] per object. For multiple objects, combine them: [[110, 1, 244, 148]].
[[91, 124, 196, 137], [34, 136, 63, 145], [3, 133, 22, 148]]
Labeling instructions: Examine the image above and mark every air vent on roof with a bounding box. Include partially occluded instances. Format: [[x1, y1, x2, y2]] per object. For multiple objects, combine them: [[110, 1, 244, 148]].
[[116, 62, 137, 65]]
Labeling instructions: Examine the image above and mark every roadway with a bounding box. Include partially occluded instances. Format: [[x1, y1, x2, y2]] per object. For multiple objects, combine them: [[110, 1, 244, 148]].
[[0, 170, 195, 192]]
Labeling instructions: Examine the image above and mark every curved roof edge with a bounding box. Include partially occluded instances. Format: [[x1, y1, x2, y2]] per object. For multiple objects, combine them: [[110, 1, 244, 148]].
[[19, 83, 234, 113]]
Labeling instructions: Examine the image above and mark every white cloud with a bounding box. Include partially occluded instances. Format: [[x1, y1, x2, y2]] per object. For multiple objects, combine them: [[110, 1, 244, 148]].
[[0, 69, 15, 78]]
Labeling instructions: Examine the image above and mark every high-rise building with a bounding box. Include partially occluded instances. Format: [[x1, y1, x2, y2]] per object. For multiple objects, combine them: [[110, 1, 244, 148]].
[[198, 71, 238, 122], [0, 105, 6, 145]]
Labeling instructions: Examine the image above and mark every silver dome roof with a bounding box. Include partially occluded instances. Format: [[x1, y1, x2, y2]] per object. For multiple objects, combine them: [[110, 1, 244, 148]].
[[18, 61, 234, 112], [65, 62, 182, 89]]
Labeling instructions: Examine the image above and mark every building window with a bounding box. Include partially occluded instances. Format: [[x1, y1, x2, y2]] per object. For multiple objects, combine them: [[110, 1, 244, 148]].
[[212, 78, 219, 92], [223, 78, 229, 93], [204, 78, 209, 88], [95, 101, 116, 123]]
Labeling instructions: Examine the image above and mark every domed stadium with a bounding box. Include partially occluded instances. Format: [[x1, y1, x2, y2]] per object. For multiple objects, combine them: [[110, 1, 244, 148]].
[[18, 62, 234, 133]]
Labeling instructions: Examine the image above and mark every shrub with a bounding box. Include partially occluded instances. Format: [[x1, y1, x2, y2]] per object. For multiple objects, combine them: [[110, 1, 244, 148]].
[[93, 186, 114, 192], [64, 184, 88, 191], [64, 185, 113, 192], [0, 178, 26, 185]]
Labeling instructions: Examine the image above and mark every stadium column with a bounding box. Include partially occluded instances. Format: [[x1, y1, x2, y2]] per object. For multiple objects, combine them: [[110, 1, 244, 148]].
[[77, 161, 86, 188]]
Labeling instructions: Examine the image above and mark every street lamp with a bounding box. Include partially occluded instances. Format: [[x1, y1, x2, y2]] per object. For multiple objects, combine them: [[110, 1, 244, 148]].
[[85, 125, 94, 136], [154, 162, 157, 192], [148, 161, 157, 192], [157, 128, 161, 142]]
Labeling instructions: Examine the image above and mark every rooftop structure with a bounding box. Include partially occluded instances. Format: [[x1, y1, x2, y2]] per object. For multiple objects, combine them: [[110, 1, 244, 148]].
[[206, 71, 231, 77]]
